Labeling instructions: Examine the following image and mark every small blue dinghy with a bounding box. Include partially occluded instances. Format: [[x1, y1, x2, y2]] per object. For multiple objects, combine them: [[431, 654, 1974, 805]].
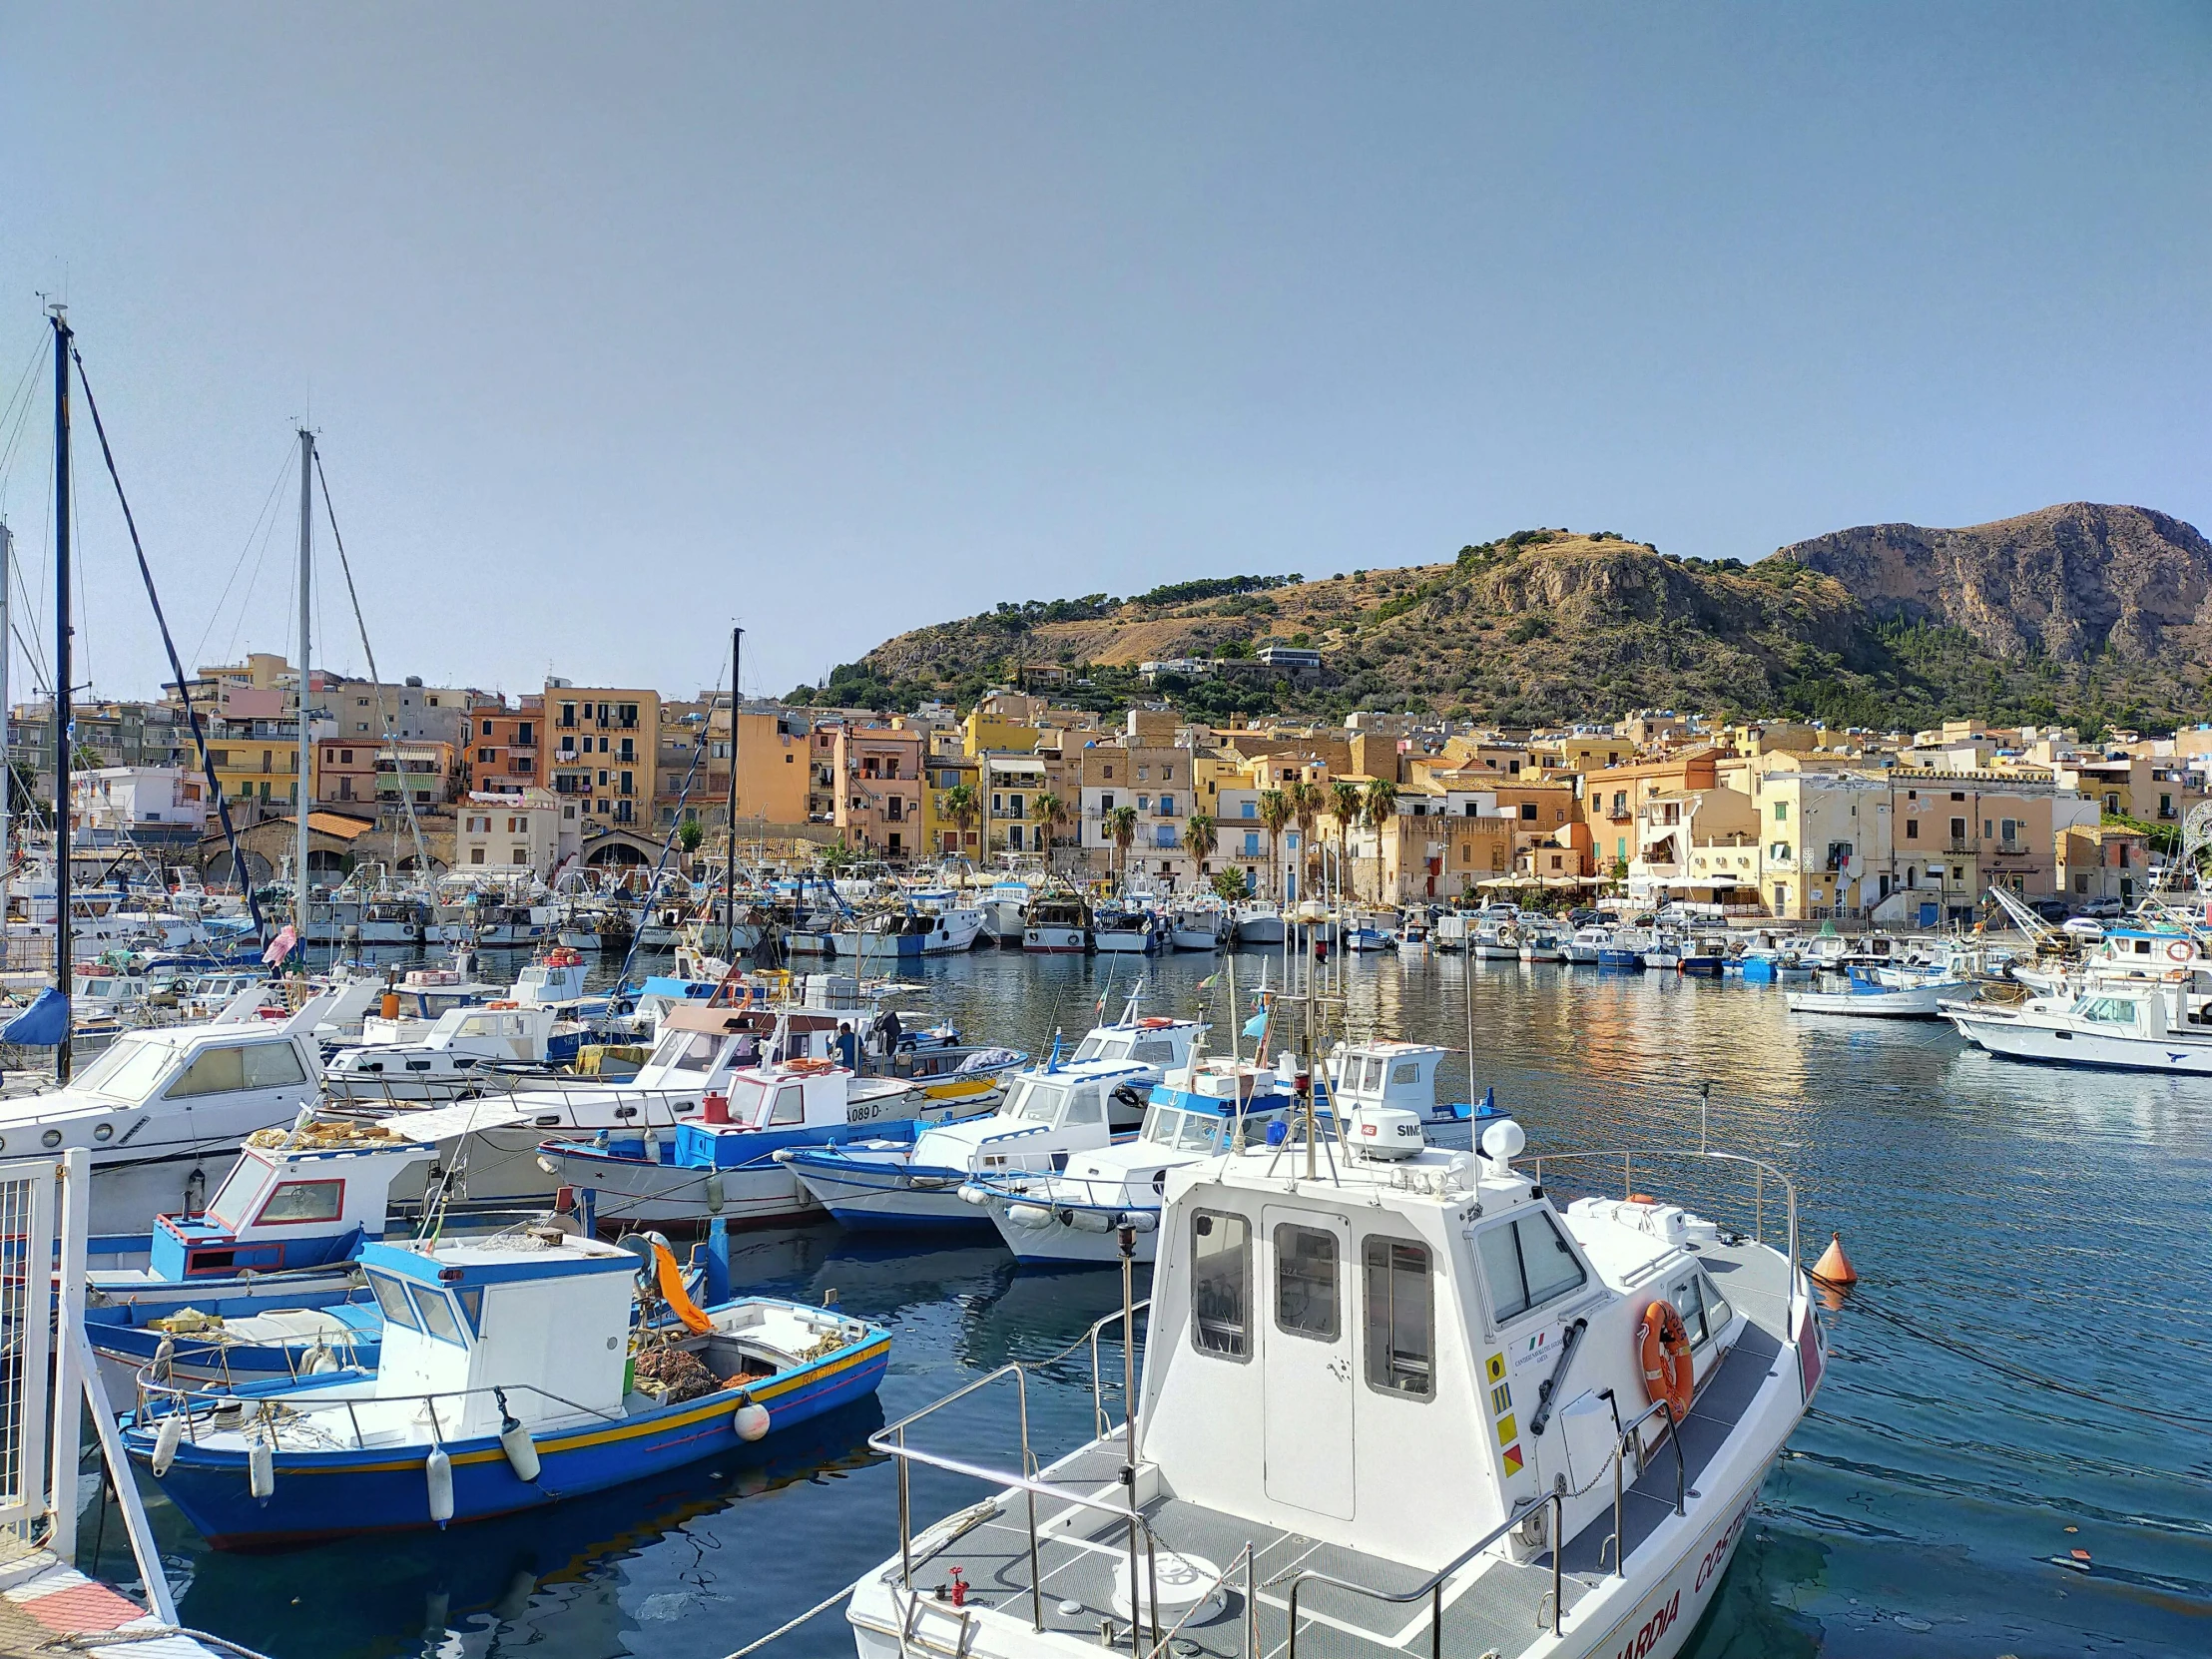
[[122, 1225, 890, 1548]]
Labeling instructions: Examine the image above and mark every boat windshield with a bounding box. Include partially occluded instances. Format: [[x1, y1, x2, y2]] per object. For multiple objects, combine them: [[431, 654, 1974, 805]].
[[654, 1029, 726, 1073], [723, 1078, 769, 1123], [1176, 1110, 1224, 1152], [205, 1157, 265, 1231], [1072, 1033, 1124, 1062], [1012, 1079, 1065, 1122], [69, 1035, 179, 1102]]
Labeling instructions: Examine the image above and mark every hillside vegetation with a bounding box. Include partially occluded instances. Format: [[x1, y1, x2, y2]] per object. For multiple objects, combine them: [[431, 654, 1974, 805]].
[[803, 507, 2212, 735]]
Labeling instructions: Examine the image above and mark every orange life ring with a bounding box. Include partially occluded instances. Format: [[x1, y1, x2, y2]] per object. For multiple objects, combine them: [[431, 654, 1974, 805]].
[[784, 1057, 834, 1075], [1638, 1300, 1695, 1423], [486, 999, 518, 1009], [2167, 941, 2191, 962]]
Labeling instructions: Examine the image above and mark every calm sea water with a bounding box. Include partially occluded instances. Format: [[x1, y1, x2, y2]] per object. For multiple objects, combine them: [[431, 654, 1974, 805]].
[[87, 947, 2212, 1659]]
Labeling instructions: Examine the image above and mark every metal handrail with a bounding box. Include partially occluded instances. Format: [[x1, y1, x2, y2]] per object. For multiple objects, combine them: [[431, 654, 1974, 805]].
[[1525, 1146, 1800, 1267], [1285, 1488, 1566, 1658], [133, 1373, 625, 1446], [1090, 1299, 1149, 1440]]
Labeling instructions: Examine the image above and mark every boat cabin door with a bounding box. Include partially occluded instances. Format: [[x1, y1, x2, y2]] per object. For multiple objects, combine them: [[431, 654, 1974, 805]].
[[1261, 1207, 1356, 1519]]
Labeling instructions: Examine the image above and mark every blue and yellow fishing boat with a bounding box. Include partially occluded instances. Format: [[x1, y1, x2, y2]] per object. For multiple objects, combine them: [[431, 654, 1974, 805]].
[[121, 1226, 889, 1548]]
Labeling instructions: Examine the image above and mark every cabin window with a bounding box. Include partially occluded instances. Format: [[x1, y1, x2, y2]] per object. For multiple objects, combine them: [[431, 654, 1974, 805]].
[[1013, 1081, 1065, 1122], [165, 1042, 306, 1099], [368, 1272, 421, 1331], [413, 1286, 467, 1346], [770, 1085, 805, 1126], [1273, 1225, 1341, 1343], [1668, 1277, 1710, 1348], [1362, 1238, 1433, 1398], [1190, 1211, 1252, 1361], [1361, 1058, 1386, 1091], [1391, 1062, 1420, 1086], [661, 1031, 723, 1073], [1474, 1211, 1588, 1325], [2076, 997, 2138, 1026], [1131, 1039, 1177, 1066], [1060, 1085, 1103, 1127], [254, 1179, 343, 1226], [455, 1287, 485, 1334]]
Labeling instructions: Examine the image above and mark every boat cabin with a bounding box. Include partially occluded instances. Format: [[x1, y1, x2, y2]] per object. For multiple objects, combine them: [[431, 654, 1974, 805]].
[[1141, 1119, 1780, 1577], [672, 1061, 915, 1167], [1325, 1038, 1447, 1119], [361, 1232, 638, 1436], [511, 951, 591, 1006], [150, 1131, 436, 1279]]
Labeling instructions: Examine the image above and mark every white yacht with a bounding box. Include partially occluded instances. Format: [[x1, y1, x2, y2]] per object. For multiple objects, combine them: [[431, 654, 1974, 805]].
[[1471, 919, 1520, 960], [848, 1119, 1825, 1659], [321, 1002, 585, 1103], [1232, 901, 1287, 946]]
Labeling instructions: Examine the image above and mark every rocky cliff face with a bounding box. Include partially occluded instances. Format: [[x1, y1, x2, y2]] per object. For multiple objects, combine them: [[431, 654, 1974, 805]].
[[1779, 503, 2212, 663]]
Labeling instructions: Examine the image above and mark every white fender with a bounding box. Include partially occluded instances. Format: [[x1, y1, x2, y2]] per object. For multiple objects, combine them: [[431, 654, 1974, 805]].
[[425, 1446, 455, 1525], [248, 1435, 275, 1500], [151, 1413, 184, 1477]]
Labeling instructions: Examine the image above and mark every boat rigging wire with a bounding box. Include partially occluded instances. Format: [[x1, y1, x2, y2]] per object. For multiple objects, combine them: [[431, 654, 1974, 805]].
[[67, 344, 266, 935], [191, 445, 291, 670], [313, 448, 430, 873]]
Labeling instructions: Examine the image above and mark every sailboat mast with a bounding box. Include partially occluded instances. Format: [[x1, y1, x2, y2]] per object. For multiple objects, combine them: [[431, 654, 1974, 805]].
[[0, 521, 12, 953], [723, 626, 742, 951], [48, 305, 73, 1083], [294, 427, 313, 944]]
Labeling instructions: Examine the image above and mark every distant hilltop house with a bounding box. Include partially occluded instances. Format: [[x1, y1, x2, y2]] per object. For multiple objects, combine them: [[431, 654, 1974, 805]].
[[1139, 645, 1325, 686]]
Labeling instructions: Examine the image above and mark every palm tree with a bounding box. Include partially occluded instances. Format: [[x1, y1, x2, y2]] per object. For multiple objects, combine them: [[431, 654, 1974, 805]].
[[1258, 788, 1293, 901], [1181, 812, 1216, 891], [1105, 804, 1139, 890], [1287, 778, 1321, 899], [1362, 778, 1400, 904], [1032, 791, 1068, 868], [1328, 778, 1365, 902], [942, 782, 978, 856]]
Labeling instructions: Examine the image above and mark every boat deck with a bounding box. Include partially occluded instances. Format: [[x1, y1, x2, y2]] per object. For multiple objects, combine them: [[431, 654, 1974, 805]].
[[897, 1234, 1796, 1659]]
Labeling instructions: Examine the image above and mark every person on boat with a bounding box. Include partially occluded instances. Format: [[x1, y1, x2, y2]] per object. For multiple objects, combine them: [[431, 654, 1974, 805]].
[[835, 1022, 858, 1071]]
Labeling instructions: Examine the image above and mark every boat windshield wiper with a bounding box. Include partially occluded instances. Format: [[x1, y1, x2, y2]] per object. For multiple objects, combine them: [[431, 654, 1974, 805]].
[[1528, 1316, 1588, 1436]]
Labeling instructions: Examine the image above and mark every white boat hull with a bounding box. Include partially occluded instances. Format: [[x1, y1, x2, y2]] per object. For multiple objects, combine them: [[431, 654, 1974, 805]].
[[1947, 1008, 2212, 1071], [1785, 985, 1948, 1017], [1023, 926, 1087, 953]]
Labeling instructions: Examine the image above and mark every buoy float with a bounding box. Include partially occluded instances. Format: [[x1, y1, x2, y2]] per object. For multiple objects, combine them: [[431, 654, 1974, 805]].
[[248, 1434, 276, 1500], [704, 1171, 726, 1215], [499, 1409, 541, 1483], [425, 1446, 455, 1525], [1811, 1231, 1858, 1288], [304, 1343, 339, 1376], [151, 1413, 184, 1476], [1637, 1301, 1695, 1422], [733, 1393, 771, 1442]]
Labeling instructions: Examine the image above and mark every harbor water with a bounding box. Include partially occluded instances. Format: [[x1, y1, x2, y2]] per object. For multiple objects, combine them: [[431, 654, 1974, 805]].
[[96, 948, 2212, 1659]]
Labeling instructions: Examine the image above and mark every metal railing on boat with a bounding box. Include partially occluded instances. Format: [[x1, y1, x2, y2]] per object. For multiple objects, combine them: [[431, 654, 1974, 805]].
[[1525, 1145, 1801, 1268]]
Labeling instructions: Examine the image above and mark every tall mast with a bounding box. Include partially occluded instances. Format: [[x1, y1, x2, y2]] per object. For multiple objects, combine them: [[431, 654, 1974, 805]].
[[294, 427, 313, 944], [48, 305, 72, 1083], [722, 626, 742, 953]]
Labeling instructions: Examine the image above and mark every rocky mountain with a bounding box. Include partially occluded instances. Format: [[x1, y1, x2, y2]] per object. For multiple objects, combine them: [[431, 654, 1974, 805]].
[[815, 507, 2211, 735], [1778, 503, 2212, 666]]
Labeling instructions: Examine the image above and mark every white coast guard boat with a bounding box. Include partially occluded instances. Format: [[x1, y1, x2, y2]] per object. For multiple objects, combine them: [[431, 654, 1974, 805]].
[[848, 1112, 1825, 1659]]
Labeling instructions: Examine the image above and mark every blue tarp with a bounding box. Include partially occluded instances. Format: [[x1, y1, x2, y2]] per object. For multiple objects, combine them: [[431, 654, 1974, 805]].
[[2, 987, 70, 1046]]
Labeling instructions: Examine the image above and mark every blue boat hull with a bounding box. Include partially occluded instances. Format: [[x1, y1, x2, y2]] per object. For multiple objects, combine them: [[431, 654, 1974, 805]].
[[127, 1337, 889, 1548], [1597, 949, 1642, 969]]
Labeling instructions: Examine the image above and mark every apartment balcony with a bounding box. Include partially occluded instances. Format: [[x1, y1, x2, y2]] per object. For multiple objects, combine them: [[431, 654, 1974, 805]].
[[1990, 843, 2029, 858]]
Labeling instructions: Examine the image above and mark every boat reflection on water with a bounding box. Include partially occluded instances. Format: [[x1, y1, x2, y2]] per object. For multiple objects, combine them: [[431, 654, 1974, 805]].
[[152, 1396, 887, 1656]]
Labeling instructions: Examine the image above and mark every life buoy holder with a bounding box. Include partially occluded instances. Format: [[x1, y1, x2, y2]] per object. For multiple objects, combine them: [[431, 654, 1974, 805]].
[[2167, 941, 2191, 962], [1638, 1299, 1694, 1423]]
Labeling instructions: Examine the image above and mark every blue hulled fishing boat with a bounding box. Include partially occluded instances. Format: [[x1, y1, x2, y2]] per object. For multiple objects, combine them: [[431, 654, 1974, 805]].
[[122, 1225, 890, 1547]]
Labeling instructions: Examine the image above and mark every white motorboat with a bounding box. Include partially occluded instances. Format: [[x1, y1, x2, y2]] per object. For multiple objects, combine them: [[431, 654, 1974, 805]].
[[321, 1002, 588, 1103], [1564, 924, 1610, 965], [1093, 905, 1165, 954], [785, 1010, 1201, 1230], [1784, 967, 1958, 1018], [1639, 928, 1684, 972], [1170, 903, 1231, 951], [1945, 978, 2212, 1071], [1470, 919, 1520, 960], [0, 995, 335, 1252], [1395, 915, 1431, 954], [1232, 901, 1286, 946], [848, 1117, 1826, 1659], [1517, 924, 1566, 963], [1023, 893, 1091, 953], [1432, 911, 1470, 952], [965, 1054, 1295, 1264]]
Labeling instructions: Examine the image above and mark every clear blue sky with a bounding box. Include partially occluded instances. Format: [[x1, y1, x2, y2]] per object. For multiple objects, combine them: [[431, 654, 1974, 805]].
[[2, 3, 2206, 706]]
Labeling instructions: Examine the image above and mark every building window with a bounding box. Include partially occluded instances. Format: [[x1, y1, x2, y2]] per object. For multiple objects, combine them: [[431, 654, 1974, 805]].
[[1906, 820, 1919, 839], [1773, 801, 1788, 822], [470, 847, 485, 864]]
